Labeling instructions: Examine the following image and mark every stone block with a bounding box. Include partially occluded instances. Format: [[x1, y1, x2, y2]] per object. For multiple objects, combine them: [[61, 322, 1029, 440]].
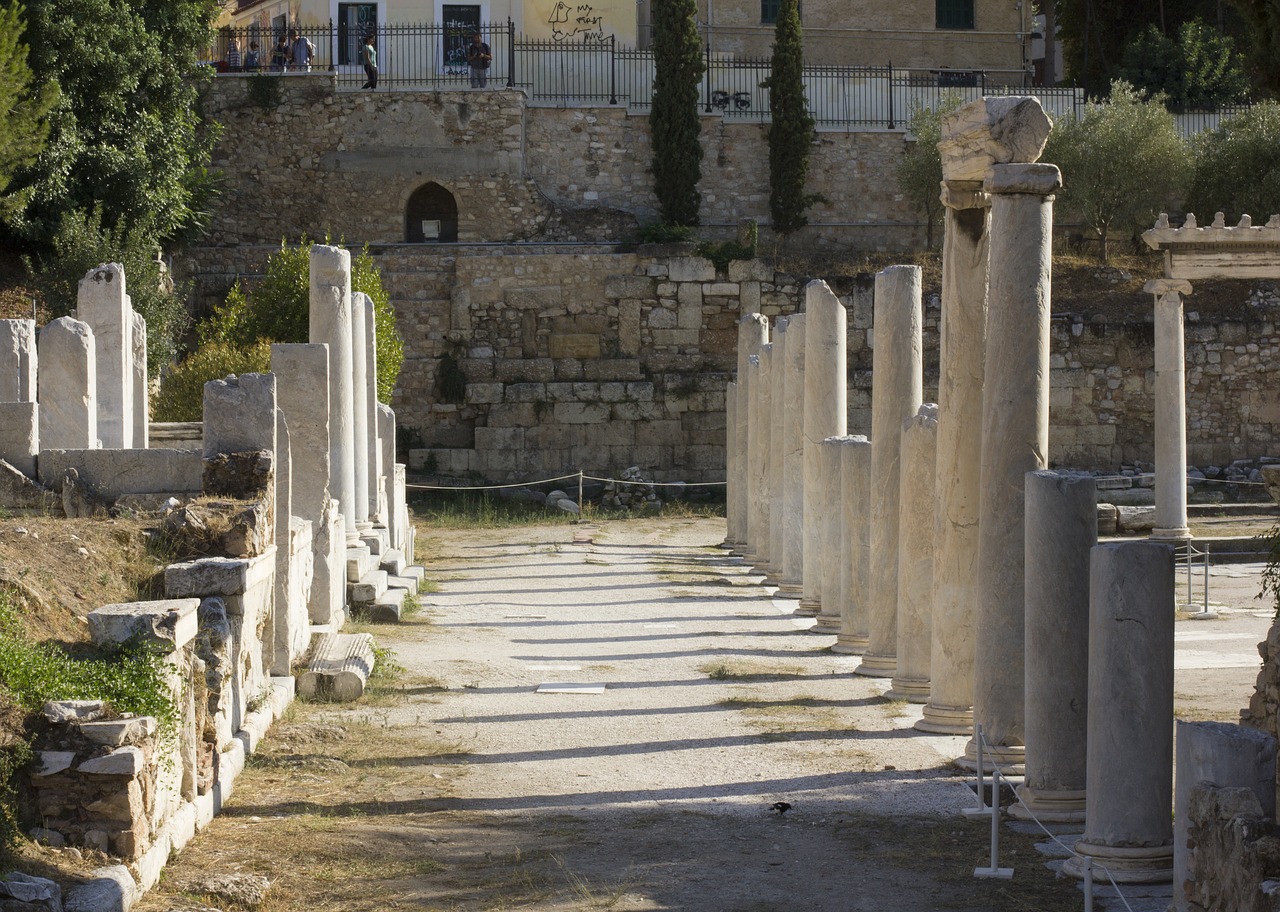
[[667, 256, 716, 282], [164, 555, 273, 604], [506, 382, 547, 402], [488, 403, 538, 426], [554, 402, 609, 425], [38, 316, 97, 450], [677, 283, 703, 329], [298, 632, 374, 701], [77, 746, 145, 777], [475, 425, 526, 450], [203, 373, 277, 459], [88, 599, 200, 652], [938, 96, 1052, 182], [465, 382, 504, 404], [0, 402, 37, 476], [0, 319, 37, 402], [39, 448, 202, 497], [507, 287, 562, 310], [549, 334, 601, 359], [604, 275, 655, 299], [0, 459, 57, 511], [728, 259, 774, 283], [79, 717, 158, 747], [704, 282, 740, 297]]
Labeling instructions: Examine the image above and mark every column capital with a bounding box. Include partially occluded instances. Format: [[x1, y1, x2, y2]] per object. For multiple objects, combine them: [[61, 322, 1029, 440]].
[[1143, 278, 1193, 298], [940, 180, 990, 211], [983, 162, 1062, 196]]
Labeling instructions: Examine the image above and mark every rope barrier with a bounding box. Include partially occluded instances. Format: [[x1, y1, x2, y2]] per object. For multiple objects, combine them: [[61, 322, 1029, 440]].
[[1096, 473, 1267, 488], [406, 470, 727, 493]]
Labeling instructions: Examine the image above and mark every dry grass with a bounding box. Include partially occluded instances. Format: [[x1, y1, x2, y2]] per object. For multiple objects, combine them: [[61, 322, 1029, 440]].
[[700, 659, 806, 681]]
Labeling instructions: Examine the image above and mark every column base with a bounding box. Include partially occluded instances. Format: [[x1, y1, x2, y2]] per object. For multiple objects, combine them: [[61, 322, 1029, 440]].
[[915, 702, 972, 734], [854, 651, 895, 678], [776, 581, 803, 597], [1061, 840, 1173, 884], [795, 597, 820, 617], [1150, 526, 1191, 541], [831, 633, 869, 655], [885, 675, 930, 703], [809, 618, 840, 634], [720, 539, 739, 550], [954, 738, 1024, 774], [1009, 785, 1086, 824]]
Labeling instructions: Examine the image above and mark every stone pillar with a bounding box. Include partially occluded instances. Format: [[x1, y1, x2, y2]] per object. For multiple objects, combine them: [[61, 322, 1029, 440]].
[[203, 373, 277, 460], [812, 436, 847, 634], [801, 281, 848, 617], [1013, 470, 1095, 823], [272, 343, 342, 626], [1063, 541, 1175, 884], [888, 404, 937, 700], [76, 264, 133, 448], [308, 246, 358, 544], [37, 317, 97, 450], [856, 266, 922, 678], [766, 317, 788, 584], [0, 403, 37, 476], [748, 345, 773, 571], [1173, 721, 1277, 911], [779, 313, 806, 597], [362, 295, 381, 521], [833, 435, 871, 654], [0, 319, 36, 402], [734, 313, 768, 554], [131, 311, 148, 449], [918, 182, 990, 734], [377, 403, 395, 529], [350, 291, 372, 532], [270, 410, 297, 676], [725, 381, 738, 547], [969, 161, 1060, 766], [1148, 278, 1193, 541]]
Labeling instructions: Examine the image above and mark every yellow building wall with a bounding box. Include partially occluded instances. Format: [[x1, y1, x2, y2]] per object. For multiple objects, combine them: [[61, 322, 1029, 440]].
[[523, 0, 637, 45]]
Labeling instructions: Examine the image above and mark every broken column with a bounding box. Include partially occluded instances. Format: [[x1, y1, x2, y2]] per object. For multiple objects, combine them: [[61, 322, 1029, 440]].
[[970, 158, 1060, 768], [1148, 278, 1193, 541], [309, 246, 359, 545], [888, 404, 937, 701], [856, 266, 922, 678], [377, 403, 395, 529], [725, 381, 738, 549], [737, 313, 769, 559], [812, 436, 848, 635], [748, 345, 774, 572], [766, 317, 788, 585], [801, 281, 848, 618], [779, 313, 806, 598], [76, 264, 134, 448], [0, 319, 36, 402], [833, 435, 871, 654], [1013, 470, 1095, 823], [37, 317, 97, 450], [131, 312, 148, 449], [1063, 541, 1175, 883], [349, 290, 372, 534]]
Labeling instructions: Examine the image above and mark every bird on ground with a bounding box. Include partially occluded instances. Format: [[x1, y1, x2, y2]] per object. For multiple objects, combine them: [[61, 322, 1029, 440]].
[[770, 801, 792, 816]]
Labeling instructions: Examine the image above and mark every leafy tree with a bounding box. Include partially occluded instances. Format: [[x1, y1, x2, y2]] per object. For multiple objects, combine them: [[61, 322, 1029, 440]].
[[650, 0, 704, 226], [1042, 81, 1191, 262], [199, 240, 405, 403], [152, 340, 272, 422], [895, 94, 963, 250], [763, 0, 818, 235], [1186, 101, 1280, 222], [0, 1, 57, 224], [1226, 0, 1280, 95], [1119, 19, 1249, 109]]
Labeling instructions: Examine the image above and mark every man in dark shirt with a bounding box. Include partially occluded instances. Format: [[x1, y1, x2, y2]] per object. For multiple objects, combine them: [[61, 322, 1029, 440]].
[[466, 31, 491, 88]]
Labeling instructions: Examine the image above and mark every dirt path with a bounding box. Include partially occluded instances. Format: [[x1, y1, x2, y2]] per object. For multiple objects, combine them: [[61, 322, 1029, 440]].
[[133, 516, 1270, 912]]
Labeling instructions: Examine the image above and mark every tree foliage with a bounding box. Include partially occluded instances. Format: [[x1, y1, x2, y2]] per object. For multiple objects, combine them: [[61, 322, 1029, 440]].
[[895, 94, 963, 250], [1119, 20, 1249, 109], [763, 0, 818, 235], [650, 0, 704, 226], [1225, 0, 1280, 96], [152, 340, 272, 422], [1043, 81, 1192, 262], [198, 240, 405, 403], [0, 1, 58, 224], [1186, 101, 1280, 221]]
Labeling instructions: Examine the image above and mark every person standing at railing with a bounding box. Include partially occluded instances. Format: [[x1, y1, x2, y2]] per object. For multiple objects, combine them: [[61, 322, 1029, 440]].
[[361, 33, 378, 90], [244, 40, 261, 71], [289, 28, 315, 72], [467, 31, 491, 88], [227, 37, 241, 71], [272, 35, 289, 71]]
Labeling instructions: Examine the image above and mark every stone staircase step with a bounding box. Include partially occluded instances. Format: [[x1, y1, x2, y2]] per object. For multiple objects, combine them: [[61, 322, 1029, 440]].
[[359, 530, 386, 555], [346, 545, 372, 582], [379, 549, 406, 577], [362, 586, 407, 623], [401, 565, 426, 584], [297, 632, 374, 701], [386, 574, 418, 595], [349, 569, 388, 604]]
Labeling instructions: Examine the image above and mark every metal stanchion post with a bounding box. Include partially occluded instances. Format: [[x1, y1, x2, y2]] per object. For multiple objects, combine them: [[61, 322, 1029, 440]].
[[964, 723, 991, 816], [974, 765, 1013, 880], [1083, 857, 1094, 912]]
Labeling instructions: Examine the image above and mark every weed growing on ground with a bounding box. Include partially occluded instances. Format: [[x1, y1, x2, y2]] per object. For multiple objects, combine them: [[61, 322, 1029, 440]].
[[701, 659, 805, 681]]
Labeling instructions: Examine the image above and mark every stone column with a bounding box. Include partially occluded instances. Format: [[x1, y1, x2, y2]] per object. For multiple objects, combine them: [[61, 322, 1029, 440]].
[[779, 313, 806, 597], [350, 291, 372, 532], [918, 182, 990, 734], [76, 264, 133, 448], [725, 381, 738, 548], [748, 345, 773, 571], [856, 267, 922, 678], [812, 436, 847, 634], [131, 311, 148, 449], [801, 281, 848, 617], [766, 317, 789, 585], [968, 161, 1060, 766], [308, 246, 359, 544], [37, 317, 97, 450], [0, 319, 36, 402], [1063, 541, 1175, 884], [734, 313, 768, 554], [833, 436, 871, 654], [1013, 470, 1095, 823], [377, 403, 396, 528], [1148, 278, 1193, 541], [888, 404, 937, 700], [362, 296, 382, 521]]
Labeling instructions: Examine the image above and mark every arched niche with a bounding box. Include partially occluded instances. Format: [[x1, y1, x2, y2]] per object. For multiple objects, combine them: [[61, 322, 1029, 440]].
[[405, 182, 459, 243]]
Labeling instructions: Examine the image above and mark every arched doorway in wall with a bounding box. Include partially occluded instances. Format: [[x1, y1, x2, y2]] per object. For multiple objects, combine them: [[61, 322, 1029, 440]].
[[405, 182, 459, 243]]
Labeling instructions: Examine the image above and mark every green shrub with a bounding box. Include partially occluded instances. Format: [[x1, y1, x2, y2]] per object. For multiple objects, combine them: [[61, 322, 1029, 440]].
[[1186, 101, 1280, 223], [636, 222, 697, 243], [696, 239, 756, 272], [152, 340, 272, 422]]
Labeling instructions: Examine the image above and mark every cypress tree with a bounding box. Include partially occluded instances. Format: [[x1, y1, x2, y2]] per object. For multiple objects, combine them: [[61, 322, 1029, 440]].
[[650, 0, 704, 226], [0, 1, 57, 224], [764, 0, 817, 235]]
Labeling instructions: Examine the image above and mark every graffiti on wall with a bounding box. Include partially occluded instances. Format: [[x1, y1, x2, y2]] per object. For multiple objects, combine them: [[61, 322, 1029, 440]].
[[548, 1, 605, 42], [524, 0, 636, 45]]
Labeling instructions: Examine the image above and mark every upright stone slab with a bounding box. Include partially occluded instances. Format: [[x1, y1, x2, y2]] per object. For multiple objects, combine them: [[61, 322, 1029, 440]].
[[349, 291, 372, 531], [377, 403, 395, 528], [748, 345, 774, 572], [813, 436, 850, 635], [0, 402, 37, 476], [392, 463, 409, 556], [888, 405, 937, 701], [779, 313, 806, 597], [271, 343, 342, 626], [270, 411, 305, 675], [309, 246, 358, 544], [766, 318, 788, 585], [76, 264, 133, 448], [1014, 470, 1095, 823], [363, 296, 382, 521], [1063, 541, 1175, 884], [800, 281, 848, 617], [1148, 278, 1193, 540], [725, 382, 738, 548], [734, 313, 768, 554], [0, 319, 36, 402], [203, 373, 278, 460], [969, 161, 1060, 768], [131, 311, 148, 449], [833, 436, 871, 654], [37, 317, 97, 451], [857, 266, 923, 678]]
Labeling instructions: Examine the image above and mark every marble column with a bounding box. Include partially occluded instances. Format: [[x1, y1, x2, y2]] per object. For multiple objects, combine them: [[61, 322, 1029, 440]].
[[725, 381, 738, 547], [1013, 470, 1095, 823], [377, 403, 396, 529], [779, 313, 806, 597], [76, 264, 133, 448], [968, 162, 1060, 766], [748, 345, 774, 571], [37, 317, 97, 450], [856, 266, 922, 678], [888, 404, 937, 701], [363, 296, 382, 522], [308, 245, 359, 544], [766, 317, 789, 585], [738, 313, 769, 559], [0, 319, 37, 402], [350, 291, 372, 532], [833, 435, 871, 654], [800, 281, 848, 616], [1148, 278, 1193, 541], [131, 312, 148, 449], [812, 436, 847, 635], [1063, 541, 1175, 884], [918, 181, 990, 734]]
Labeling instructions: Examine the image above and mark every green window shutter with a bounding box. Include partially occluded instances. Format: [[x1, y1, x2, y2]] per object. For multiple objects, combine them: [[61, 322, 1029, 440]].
[[936, 0, 974, 29], [761, 0, 780, 24]]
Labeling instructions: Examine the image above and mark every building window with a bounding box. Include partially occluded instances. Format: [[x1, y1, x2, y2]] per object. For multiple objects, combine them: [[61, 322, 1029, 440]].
[[761, 0, 800, 24], [338, 2, 377, 65], [936, 0, 974, 29]]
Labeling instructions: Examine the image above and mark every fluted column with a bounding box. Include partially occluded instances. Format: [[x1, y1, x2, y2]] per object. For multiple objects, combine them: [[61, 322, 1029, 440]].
[[779, 313, 806, 597], [1148, 278, 1193, 541], [833, 436, 871, 654], [888, 404, 937, 701]]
